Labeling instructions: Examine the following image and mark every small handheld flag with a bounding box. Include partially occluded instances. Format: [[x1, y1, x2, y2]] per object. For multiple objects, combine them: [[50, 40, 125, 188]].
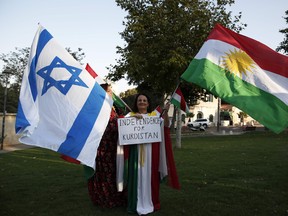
[[170, 87, 190, 114]]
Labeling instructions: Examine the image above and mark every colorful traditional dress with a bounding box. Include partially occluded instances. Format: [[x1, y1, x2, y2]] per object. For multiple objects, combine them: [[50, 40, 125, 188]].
[[122, 111, 180, 215], [87, 108, 126, 208]]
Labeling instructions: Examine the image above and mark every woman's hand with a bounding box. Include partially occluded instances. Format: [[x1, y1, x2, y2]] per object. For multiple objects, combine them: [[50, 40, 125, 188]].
[[133, 113, 143, 119]]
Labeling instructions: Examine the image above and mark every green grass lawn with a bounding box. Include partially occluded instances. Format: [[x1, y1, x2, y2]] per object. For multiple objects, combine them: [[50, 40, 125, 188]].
[[0, 131, 287, 216]]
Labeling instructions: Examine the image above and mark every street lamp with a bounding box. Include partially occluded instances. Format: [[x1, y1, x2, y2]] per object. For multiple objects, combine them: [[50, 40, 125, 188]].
[[1, 69, 11, 150]]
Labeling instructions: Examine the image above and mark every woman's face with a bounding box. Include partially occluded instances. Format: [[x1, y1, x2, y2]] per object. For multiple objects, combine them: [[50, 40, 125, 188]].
[[137, 95, 149, 112], [106, 86, 113, 98]]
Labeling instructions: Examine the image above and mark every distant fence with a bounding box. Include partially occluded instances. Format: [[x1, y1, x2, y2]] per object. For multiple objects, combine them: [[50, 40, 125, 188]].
[[0, 113, 21, 146]]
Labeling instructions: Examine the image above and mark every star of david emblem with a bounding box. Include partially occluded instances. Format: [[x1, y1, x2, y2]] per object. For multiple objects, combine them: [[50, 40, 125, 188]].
[[37, 56, 88, 95]]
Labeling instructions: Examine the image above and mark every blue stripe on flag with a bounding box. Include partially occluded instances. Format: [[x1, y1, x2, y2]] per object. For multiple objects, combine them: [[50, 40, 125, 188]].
[[15, 102, 30, 133], [29, 29, 53, 101], [57, 83, 106, 158], [15, 28, 53, 134]]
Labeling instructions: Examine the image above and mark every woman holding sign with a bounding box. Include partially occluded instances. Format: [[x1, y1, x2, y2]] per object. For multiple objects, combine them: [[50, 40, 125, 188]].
[[124, 93, 177, 215]]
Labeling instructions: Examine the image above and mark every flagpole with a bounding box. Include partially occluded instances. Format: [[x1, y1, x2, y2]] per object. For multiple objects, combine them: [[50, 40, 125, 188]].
[[117, 94, 132, 112], [170, 83, 179, 98], [171, 82, 183, 149], [160, 84, 179, 118]]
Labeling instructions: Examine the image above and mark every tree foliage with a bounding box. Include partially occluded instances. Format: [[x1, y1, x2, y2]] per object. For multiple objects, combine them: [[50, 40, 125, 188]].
[[119, 87, 138, 98], [119, 88, 138, 110], [276, 10, 288, 54], [107, 0, 246, 101], [0, 47, 30, 91], [66, 47, 86, 64]]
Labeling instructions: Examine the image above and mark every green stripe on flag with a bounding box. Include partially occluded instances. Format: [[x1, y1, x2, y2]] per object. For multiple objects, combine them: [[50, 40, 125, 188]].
[[127, 145, 138, 213], [181, 59, 288, 133], [170, 97, 181, 109], [112, 93, 126, 109]]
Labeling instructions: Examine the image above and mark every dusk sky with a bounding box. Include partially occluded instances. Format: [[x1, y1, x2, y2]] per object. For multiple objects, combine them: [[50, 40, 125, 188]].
[[0, 0, 286, 93]]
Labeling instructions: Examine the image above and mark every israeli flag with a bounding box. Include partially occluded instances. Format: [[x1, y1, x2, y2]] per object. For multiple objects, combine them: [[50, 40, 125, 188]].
[[15, 25, 113, 169]]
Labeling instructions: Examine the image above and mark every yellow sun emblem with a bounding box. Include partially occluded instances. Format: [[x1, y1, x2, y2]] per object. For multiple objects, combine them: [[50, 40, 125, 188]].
[[221, 48, 255, 78]]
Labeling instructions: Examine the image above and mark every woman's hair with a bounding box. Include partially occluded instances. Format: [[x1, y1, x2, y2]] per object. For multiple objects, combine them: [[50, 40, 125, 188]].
[[133, 93, 152, 113], [100, 83, 110, 92], [114, 106, 124, 116]]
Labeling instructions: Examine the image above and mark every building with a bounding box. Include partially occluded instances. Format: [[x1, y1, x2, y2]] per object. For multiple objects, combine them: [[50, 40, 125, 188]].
[[188, 95, 218, 126], [168, 95, 256, 127]]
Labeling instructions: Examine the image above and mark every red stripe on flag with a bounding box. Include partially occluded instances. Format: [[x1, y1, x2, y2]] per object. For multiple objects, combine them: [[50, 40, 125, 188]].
[[207, 24, 288, 78], [164, 126, 180, 190], [85, 63, 98, 79], [60, 154, 81, 164], [176, 88, 187, 113]]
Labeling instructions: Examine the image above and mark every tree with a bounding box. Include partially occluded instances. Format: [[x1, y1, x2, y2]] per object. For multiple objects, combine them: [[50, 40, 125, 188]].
[[276, 10, 288, 54], [66, 47, 86, 64], [0, 47, 85, 113], [119, 87, 138, 98], [107, 0, 246, 100], [0, 47, 30, 92], [119, 87, 138, 111]]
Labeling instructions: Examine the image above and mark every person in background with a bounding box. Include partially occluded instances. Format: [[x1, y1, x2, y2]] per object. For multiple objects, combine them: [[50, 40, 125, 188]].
[[87, 83, 126, 208], [124, 93, 173, 215]]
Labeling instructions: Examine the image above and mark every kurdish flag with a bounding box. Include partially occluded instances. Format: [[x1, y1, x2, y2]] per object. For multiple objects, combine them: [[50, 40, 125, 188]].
[[170, 87, 190, 114], [181, 24, 288, 133], [15, 25, 113, 169]]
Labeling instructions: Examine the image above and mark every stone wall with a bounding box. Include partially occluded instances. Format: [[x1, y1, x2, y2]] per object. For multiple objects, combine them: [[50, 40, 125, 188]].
[[0, 113, 21, 146]]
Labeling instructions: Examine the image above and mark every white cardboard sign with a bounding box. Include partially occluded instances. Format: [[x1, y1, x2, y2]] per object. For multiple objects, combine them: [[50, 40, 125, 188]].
[[118, 116, 162, 145]]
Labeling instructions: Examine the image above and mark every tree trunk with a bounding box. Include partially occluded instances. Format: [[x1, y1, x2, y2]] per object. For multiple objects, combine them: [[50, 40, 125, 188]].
[[175, 107, 181, 149], [170, 107, 177, 132]]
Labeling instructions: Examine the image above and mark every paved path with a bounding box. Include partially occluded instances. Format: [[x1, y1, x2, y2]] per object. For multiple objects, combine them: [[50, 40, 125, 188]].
[[171, 125, 266, 137]]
